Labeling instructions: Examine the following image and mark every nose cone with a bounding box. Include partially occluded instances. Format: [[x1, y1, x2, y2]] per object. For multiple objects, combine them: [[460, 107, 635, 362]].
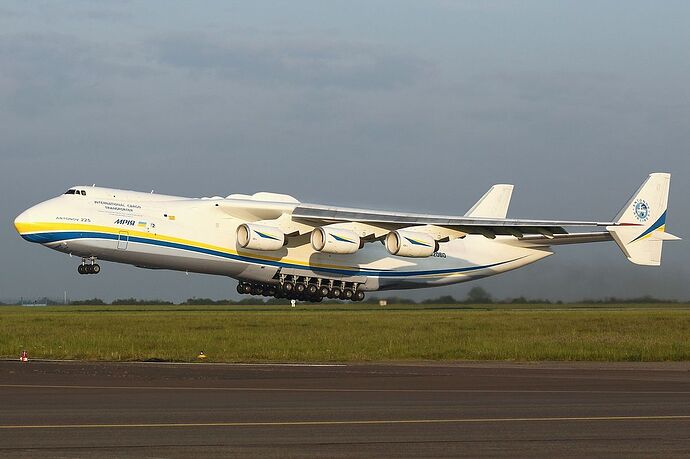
[[15, 210, 28, 232], [14, 208, 32, 237]]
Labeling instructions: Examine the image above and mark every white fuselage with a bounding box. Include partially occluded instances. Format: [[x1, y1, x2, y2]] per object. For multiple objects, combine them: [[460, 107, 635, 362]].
[[14, 187, 553, 292]]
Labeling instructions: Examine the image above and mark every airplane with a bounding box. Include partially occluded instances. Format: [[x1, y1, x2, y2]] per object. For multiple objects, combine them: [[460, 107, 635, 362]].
[[14, 173, 679, 302]]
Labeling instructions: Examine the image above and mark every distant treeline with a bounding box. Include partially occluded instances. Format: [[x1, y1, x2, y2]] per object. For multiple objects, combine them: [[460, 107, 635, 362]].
[[64, 287, 686, 306], [6, 287, 686, 307], [70, 298, 175, 306]]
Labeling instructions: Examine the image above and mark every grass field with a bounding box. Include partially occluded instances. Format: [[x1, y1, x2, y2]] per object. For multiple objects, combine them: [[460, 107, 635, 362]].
[[1, 304, 689, 362]]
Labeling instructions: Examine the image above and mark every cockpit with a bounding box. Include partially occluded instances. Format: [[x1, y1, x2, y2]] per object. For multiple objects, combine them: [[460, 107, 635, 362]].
[[65, 189, 87, 196]]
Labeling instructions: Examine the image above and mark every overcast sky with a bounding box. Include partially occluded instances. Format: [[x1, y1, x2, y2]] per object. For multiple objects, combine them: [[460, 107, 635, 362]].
[[1, 1, 688, 303]]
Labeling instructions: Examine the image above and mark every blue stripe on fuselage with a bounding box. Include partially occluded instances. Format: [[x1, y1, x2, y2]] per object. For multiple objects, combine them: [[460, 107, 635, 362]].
[[20, 231, 524, 277]]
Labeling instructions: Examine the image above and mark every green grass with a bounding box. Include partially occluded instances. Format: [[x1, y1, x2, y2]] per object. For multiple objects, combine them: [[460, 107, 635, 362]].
[[1, 304, 689, 362]]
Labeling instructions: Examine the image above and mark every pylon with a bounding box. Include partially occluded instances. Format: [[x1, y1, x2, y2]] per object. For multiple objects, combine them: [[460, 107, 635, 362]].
[[20, 350, 28, 362]]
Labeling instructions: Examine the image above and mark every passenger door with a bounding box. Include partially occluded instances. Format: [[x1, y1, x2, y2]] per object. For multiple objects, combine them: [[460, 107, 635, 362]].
[[117, 231, 129, 250]]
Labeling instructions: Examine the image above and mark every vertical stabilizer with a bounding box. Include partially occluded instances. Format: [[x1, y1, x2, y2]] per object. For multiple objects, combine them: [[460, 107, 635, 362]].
[[607, 173, 680, 266], [465, 184, 514, 219]]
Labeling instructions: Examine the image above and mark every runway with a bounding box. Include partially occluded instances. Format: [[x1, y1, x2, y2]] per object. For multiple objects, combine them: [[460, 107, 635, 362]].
[[1, 361, 689, 457]]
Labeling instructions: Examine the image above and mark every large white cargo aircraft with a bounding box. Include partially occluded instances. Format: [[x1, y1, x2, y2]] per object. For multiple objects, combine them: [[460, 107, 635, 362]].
[[14, 173, 679, 302]]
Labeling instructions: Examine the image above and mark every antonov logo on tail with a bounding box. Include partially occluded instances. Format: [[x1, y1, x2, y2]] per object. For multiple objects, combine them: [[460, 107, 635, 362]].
[[633, 199, 650, 222]]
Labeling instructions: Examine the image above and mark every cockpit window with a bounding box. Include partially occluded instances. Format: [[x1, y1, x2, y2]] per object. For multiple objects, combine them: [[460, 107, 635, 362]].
[[65, 190, 76, 195], [81, 190, 86, 196]]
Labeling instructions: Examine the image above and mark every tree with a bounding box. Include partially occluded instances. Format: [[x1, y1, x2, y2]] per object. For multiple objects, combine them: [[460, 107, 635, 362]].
[[465, 286, 492, 304], [70, 298, 106, 305]]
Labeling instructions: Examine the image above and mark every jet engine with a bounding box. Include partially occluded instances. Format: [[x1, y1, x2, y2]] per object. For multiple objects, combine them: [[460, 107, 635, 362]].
[[311, 226, 362, 254], [385, 230, 439, 258], [237, 223, 285, 251]]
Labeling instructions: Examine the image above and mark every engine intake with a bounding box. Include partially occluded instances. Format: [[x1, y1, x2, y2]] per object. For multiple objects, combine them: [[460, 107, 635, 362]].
[[311, 226, 362, 254], [237, 223, 285, 251], [385, 230, 439, 258]]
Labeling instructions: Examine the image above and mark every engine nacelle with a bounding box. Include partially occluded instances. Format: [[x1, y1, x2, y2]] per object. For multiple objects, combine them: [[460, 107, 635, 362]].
[[385, 230, 439, 258], [237, 223, 285, 251], [311, 226, 362, 254]]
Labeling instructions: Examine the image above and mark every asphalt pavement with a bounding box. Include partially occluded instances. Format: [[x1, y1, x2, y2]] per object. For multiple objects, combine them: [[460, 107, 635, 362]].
[[0, 360, 688, 458]]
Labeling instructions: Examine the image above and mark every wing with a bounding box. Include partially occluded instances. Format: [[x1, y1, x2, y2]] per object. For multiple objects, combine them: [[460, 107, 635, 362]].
[[291, 203, 615, 239]]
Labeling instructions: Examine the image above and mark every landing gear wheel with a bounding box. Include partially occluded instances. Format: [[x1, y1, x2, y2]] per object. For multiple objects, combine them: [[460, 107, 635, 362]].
[[282, 283, 294, 293], [319, 286, 330, 297], [78, 265, 86, 275], [353, 291, 365, 302], [330, 288, 341, 299], [307, 284, 318, 295], [91, 264, 100, 274], [295, 283, 306, 294], [237, 284, 246, 294], [341, 289, 354, 300]]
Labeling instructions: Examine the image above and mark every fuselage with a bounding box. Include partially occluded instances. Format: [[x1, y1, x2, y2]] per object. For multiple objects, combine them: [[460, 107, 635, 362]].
[[14, 186, 552, 293]]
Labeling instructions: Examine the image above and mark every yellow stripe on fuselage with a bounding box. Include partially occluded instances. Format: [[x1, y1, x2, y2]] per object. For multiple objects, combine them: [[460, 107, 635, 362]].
[[15, 222, 492, 279], [14, 221, 375, 274]]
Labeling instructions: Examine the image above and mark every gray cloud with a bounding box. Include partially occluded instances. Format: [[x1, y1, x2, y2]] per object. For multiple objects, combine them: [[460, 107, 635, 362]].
[[151, 34, 430, 90], [0, 33, 155, 115]]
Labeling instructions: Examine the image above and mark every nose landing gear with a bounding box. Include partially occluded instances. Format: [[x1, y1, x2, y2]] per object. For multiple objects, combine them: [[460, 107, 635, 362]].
[[78, 258, 101, 275]]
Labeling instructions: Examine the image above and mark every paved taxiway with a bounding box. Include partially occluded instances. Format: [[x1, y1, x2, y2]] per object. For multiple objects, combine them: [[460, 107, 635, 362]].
[[1, 360, 689, 457]]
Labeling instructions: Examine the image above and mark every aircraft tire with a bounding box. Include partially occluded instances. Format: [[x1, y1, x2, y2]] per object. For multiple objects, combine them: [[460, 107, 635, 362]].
[[92, 264, 100, 274], [306, 284, 318, 295], [330, 288, 341, 299], [282, 282, 294, 293], [341, 289, 354, 300], [295, 283, 306, 294], [77, 265, 86, 275], [353, 291, 365, 302], [319, 286, 330, 297]]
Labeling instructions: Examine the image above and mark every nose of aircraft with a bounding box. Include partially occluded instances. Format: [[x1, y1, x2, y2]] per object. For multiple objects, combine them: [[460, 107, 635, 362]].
[[14, 203, 44, 239], [14, 208, 32, 236], [15, 197, 63, 242]]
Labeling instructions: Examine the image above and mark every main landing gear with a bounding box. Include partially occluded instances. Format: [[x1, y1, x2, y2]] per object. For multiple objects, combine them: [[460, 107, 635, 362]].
[[237, 276, 366, 303], [78, 258, 101, 275]]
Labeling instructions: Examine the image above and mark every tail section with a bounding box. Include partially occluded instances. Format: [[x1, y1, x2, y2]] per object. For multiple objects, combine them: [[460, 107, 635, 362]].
[[607, 173, 680, 266], [465, 184, 514, 219]]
